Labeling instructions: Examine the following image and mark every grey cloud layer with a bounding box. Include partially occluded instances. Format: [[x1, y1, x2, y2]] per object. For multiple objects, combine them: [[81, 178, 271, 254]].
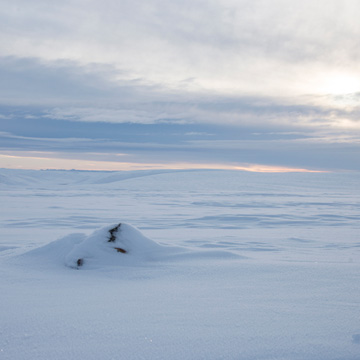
[[2, 0, 360, 95], [2, 57, 359, 129], [1, 0, 360, 171]]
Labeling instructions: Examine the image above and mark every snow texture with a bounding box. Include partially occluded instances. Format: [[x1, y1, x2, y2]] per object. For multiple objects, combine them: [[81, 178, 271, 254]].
[[0, 169, 360, 360]]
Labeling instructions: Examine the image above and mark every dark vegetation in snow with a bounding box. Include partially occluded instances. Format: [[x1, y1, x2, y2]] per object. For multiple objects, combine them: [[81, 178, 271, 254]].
[[108, 223, 121, 243]]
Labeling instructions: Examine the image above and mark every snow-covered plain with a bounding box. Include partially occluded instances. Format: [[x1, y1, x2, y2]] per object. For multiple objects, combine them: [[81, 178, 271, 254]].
[[0, 169, 359, 360]]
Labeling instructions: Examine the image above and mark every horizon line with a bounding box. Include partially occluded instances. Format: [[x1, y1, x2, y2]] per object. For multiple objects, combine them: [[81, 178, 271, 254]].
[[0, 153, 328, 174]]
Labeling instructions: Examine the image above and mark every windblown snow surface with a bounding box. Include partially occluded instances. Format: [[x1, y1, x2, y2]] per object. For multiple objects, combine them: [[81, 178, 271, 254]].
[[0, 169, 360, 360]]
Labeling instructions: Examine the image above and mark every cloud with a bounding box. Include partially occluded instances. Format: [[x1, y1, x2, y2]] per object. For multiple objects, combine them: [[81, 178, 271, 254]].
[[44, 107, 192, 125], [1, 56, 360, 131], [1, 1, 360, 172], [0, 57, 142, 106], [1, 120, 360, 171], [1, 0, 360, 97]]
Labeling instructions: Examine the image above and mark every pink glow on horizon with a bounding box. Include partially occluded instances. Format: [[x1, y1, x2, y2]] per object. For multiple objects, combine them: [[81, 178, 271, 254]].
[[0, 153, 327, 173]]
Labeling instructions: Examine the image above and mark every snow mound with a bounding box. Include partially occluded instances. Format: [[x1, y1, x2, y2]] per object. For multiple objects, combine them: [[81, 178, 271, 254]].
[[17, 223, 241, 270], [65, 223, 172, 269]]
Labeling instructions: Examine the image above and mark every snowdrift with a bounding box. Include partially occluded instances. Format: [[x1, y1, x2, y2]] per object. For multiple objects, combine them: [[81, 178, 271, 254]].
[[65, 223, 172, 268], [19, 223, 240, 270]]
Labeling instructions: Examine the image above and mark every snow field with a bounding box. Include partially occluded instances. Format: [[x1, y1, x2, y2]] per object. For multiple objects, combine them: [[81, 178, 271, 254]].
[[0, 169, 360, 359]]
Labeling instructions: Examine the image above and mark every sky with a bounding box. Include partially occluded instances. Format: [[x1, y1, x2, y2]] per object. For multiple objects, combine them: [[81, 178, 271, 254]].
[[1, 0, 360, 172]]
